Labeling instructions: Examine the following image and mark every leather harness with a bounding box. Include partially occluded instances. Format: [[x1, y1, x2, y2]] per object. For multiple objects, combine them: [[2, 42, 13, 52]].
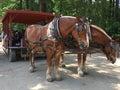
[[27, 17, 92, 54]]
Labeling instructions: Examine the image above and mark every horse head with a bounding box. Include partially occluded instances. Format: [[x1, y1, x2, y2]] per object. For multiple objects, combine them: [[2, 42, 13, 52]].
[[71, 17, 89, 50], [103, 39, 119, 64], [90, 25, 118, 64], [51, 16, 89, 51]]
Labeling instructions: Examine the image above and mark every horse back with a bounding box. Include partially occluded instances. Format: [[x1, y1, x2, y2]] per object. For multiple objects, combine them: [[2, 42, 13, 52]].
[[25, 25, 46, 52]]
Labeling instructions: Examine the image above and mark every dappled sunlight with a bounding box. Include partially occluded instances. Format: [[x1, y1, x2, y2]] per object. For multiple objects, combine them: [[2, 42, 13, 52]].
[[113, 83, 120, 90], [0, 74, 4, 77], [114, 58, 120, 66], [60, 67, 73, 74], [30, 84, 46, 90], [74, 58, 78, 61], [59, 53, 120, 81], [87, 64, 97, 67], [68, 73, 80, 79], [59, 63, 80, 79], [112, 69, 120, 73], [66, 63, 77, 67], [87, 61, 120, 77], [95, 55, 106, 59], [97, 70, 109, 73], [60, 68, 80, 79], [0, 73, 8, 77]]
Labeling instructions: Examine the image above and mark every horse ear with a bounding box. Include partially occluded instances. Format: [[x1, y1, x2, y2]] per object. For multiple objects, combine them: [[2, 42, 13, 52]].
[[81, 17, 85, 22], [114, 38, 119, 43]]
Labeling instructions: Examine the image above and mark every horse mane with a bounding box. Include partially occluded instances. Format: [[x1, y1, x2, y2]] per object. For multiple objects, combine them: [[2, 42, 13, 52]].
[[91, 24, 111, 40], [61, 16, 76, 19], [61, 16, 83, 23]]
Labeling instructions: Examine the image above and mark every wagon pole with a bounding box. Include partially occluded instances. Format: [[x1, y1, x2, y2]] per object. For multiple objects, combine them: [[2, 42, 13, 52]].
[[8, 15, 13, 47]]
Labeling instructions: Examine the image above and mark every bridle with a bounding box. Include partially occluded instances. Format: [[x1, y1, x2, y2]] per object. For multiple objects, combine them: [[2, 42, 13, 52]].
[[109, 41, 117, 54], [75, 22, 84, 35], [103, 41, 117, 58]]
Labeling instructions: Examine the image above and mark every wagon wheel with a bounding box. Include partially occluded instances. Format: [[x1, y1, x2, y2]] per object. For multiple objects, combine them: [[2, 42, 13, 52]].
[[8, 48, 16, 62]]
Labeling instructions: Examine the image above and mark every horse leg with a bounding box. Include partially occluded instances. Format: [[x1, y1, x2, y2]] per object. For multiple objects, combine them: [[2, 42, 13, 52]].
[[54, 52, 62, 81], [77, 54, 84, 77], [82, 53, 88, 75], [46, 49, 54, 82], [60, 54, 66, 68], [29, 52, 35, 72]]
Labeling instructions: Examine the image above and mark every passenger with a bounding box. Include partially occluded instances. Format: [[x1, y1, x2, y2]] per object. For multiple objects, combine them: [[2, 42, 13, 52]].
[[1, 32, 7, 48], [12, 31, 21, 46], [1, 32, 5, 47], [1, 32, 8, 54]]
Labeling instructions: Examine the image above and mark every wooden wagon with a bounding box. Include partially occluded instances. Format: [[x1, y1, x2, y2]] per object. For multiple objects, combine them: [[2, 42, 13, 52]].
[[1, 10, 55, 62]]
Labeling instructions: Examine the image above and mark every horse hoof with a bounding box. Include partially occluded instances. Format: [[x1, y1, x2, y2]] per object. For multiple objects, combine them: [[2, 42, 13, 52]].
[[29, 67, 35, 73], [78, 71, 84, 77], [47, 78, 54, 82], [30, 69, 35, 73], [80, 74, 84, 77], [84, 72, 88, 75], [61, 64, 66, 68]]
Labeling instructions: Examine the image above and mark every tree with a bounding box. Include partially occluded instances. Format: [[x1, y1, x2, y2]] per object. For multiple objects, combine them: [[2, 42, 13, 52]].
[[115, 0, 119, 20], [0, 0, 120, 39], [25, 0, 29, 10], [19, 0, 22, 9]]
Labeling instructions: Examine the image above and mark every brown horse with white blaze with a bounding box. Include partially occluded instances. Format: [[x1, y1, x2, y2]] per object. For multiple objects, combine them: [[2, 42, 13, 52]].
[[25, 16, 89, 82], [61, 24, 118, 77]]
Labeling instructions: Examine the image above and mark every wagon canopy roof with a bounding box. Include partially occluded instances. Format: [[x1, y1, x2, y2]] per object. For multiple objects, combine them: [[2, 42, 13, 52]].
[[1, 10, 56, 34], [1, 10, 55, 24]]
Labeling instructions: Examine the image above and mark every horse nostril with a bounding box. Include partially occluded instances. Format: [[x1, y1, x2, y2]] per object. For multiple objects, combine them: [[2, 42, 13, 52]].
[[79, 41, 87, 49], [110, 57, 116, 64]]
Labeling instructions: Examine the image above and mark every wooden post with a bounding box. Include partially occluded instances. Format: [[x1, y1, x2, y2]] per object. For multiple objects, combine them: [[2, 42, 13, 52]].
[[9, 15, 13, 47]]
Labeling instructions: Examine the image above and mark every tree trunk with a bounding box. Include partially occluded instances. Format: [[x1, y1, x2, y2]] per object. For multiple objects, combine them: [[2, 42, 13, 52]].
[[20, 0, 22, 9], [115, 0, 119, 19], [89, 0, 92, 3], [25, 0, 29, 10], [39, 0, 47, 12], [109, 0, 113, 18], [112, 0, 115, 17]]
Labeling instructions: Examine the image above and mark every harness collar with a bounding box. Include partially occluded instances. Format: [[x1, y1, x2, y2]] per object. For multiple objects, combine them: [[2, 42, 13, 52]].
[[47, 17, 61, 42]]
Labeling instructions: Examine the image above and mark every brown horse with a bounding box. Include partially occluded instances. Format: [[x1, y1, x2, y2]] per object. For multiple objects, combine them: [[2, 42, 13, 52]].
[[61, 24, 118, 77], [25, 16, 89, 82]]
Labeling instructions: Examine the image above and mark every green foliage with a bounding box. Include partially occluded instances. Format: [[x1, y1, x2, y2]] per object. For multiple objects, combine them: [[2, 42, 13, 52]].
[[0, 0, 120, 40], [108, 21, 120, 39], [53, 0, 120, 40]]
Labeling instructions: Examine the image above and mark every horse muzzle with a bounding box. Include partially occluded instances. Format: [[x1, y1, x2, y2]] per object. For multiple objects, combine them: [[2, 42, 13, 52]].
[[79, 41, 88, 50], [109, 57, 116, 64]]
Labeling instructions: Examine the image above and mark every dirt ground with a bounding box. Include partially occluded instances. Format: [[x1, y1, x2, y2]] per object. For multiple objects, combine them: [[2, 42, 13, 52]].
[[0, 42, 120, 90]]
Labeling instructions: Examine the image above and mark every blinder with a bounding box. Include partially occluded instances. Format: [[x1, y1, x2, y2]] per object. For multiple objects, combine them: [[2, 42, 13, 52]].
[[104, 41, 116, 55], [75, 22, 84, 35], [110, 41, 117, 50]]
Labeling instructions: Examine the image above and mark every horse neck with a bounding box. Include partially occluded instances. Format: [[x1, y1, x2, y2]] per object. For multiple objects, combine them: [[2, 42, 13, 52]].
[[59, 17, 77, 38], [91, 25, 111, 45]]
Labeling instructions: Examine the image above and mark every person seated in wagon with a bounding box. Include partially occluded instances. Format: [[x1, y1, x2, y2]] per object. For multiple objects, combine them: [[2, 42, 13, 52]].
[[12, 31, 22, 46], [1, 31, 8, 54]]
